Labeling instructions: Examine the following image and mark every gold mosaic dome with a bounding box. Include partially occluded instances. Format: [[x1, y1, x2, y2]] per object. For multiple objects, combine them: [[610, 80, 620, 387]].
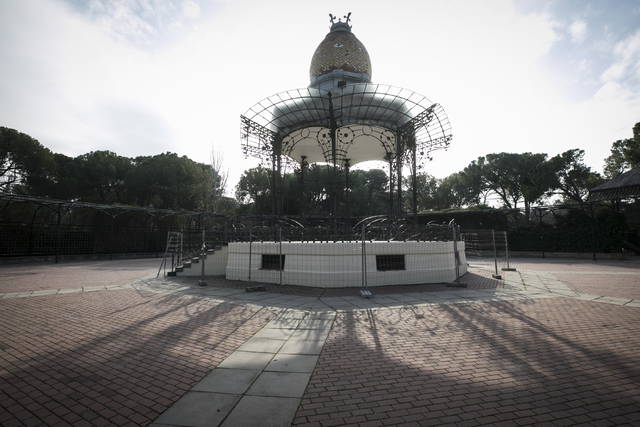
[[309, 21, 371, 81]]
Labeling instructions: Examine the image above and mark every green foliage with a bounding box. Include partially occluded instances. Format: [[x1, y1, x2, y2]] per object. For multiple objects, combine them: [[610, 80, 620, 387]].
[[0, 127, 220, 211], [235, 165, 390, 216], [509, 207, 627, 253], [236, 167, 273, 213], [0, 127, 56, 193], [75, 151, 132, 203], [603, 122, 640, 178], [549, 149, 603, 203], [126, 153, 214, 210], [482, 152, 557, 216]]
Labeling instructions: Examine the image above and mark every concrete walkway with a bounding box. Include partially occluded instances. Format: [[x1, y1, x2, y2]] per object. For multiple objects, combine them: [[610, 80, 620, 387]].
[[152, 310, 335, 427], [3, 265, 639, 309], [2, 259, 639, 426]]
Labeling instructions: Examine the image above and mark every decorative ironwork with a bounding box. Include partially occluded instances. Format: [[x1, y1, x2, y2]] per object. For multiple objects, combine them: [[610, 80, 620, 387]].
[[241, 84, 451, 165], [240, 16, 453, 216], [329, 12, 352, 25]]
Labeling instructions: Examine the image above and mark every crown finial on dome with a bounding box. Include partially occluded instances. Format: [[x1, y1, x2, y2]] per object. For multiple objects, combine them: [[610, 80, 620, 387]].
[[329, 12, 352, 31]]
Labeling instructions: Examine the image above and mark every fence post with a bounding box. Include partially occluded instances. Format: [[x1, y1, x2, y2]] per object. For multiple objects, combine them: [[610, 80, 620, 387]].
[[491, 229, 502, 279], [502, 231, 516, 271], [198, 228, 207, 286], [278, 225, 283, 286], [360, 225, 372, 297], [452, 222, 460, 282], [54, 204, 62, 263], [248, 226, 253, 281], [361, 226, 366, 289]]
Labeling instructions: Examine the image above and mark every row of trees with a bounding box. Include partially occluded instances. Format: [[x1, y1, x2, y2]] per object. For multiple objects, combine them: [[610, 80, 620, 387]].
[[235, 122, 639, 217], [234, 148, 602, 217], [2, 122, 639, 216], [0, 127, 228, 211]]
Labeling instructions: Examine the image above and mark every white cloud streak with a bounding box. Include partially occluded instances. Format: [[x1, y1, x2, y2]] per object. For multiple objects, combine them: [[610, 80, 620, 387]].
[[0, 0, 638, 193], [569, 19, 587, 43]]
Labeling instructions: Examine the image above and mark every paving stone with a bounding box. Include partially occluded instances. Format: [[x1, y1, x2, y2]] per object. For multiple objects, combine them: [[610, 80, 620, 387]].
[[247, 371, 311, 398], [306, 311, 336, 320], [266, 354, 319, 373], [155, 391, 239, 426], [82, 286, 106, 292], [218, 351, 275, 370], [288, 328, 330, 341], [253, 328, 296, 340], [221, 395, 300, 427], [277, 310, 309, 320], [237, 337, 286, 353], [595, 296, 632, 306], [192, 368, 260, 394], [30, 290, 59, 296], [264, 318, 302, 329], [4, 291, 33, 298], [279, 339, 325, 355], [574, 293, 601, 300], [295, 318, 333, 330]]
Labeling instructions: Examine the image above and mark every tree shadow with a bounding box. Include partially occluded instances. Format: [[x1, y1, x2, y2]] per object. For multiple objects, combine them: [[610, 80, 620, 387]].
[[0, 291, 275, 426], [299, 299, 640, 425]]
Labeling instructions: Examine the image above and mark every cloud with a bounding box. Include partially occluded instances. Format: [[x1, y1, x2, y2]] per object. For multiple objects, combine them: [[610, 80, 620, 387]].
[[0, 0, 638, 196], [601, 30, 640, 87], [569, 19, 587, 43], [182, 1, 200, 20]]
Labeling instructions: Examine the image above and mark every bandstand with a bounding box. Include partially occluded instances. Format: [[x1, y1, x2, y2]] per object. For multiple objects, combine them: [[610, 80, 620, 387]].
[[240, 13, 452, 217], [220, 14, 464, 288]]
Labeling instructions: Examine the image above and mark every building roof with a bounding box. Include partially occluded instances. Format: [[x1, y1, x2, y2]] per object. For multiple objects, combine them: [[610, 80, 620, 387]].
[[589, 166, 640, 201]]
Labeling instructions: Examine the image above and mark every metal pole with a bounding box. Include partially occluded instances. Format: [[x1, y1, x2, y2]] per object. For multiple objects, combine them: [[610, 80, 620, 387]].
[[412, 141, 418, 215], [387, 154, 393, 217], [54, 205, 62, 263], [491, 229, 502, 279], [344, 159, 350, 218], [360, 225, 367, 288], [278, 226, 283, 286], [452, 223, 459, 282], [271, 147, 278, 216], [504, 231, 510, 269], [501, 231, 516, 271], [198, 228, 207, 286], [396, 132, 403, 215], [300, 156, 307, 216], [248, 226, 253, 281], [360, 225, 371, 297], [328, 91, 338, 224]]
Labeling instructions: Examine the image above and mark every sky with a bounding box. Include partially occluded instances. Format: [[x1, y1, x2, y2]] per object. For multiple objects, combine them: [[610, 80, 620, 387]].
[[1, 0, 639, 195]]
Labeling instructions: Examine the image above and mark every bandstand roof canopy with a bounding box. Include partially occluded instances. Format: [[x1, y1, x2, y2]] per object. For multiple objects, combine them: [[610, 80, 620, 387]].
[[240, 83, 452, 166]]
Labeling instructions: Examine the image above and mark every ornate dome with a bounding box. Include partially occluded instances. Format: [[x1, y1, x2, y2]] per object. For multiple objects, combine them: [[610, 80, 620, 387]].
[[309, 21, 371, 84]]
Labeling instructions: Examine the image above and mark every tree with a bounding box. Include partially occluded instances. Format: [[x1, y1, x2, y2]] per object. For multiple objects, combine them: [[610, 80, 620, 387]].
[[550, 149, 604, 203], [413, 173, 439, 211], [0, 127, 55, 193], [209, 146, 229, 212], [458, 159, 490, 206], [603, 122, 640, 178], [126, 153, 213, 210], [482, 152, 557, 218], [74, 151, 132, 203], [235, 167, 272, 214]]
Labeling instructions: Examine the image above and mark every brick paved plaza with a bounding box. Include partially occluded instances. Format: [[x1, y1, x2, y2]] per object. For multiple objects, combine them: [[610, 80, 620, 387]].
[[1, 257, 639, 426]]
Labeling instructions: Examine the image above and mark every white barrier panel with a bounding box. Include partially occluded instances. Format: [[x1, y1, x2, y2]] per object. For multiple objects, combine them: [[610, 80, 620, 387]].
[[179, 246, 229, 277], [226, 241, 466, 288]]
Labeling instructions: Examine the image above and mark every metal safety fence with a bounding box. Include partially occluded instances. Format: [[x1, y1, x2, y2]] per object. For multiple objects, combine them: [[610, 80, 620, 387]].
[[461, 229, 516, 278], [175, 217, 466, 293]]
